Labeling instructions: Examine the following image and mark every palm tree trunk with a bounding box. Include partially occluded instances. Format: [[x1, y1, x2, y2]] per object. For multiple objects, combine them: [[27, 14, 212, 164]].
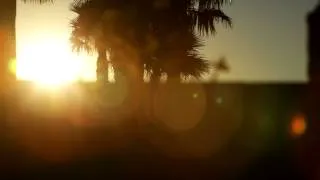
[[0, 1, 16, 91], [0, 0, 17, 171], [96, 47, 108, 83]]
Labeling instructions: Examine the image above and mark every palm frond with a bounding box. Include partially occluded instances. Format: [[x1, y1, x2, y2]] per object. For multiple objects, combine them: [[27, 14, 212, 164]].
[[197, 0, 232, 9], [70, 34, 95, 53], [180, 54, 210, 79], [189, 8, 232, 35], [69, 0, 106, 54]]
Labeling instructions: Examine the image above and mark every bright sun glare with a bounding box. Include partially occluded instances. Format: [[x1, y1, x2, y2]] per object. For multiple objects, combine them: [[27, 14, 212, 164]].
[[17, 37, 94, 87]]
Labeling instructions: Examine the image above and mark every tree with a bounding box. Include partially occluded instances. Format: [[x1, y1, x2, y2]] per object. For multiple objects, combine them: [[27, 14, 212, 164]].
[[145, 29, 210, 83], [209, 57, 230, 81], [70, 0, 111, 83], [70, 0, 231, 84], [70, 0, 146, 84], [143, 0, 232, 82]]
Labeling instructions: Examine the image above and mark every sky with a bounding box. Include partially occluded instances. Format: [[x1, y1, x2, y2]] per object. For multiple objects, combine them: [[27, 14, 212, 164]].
[[16, 0, 319, 82]]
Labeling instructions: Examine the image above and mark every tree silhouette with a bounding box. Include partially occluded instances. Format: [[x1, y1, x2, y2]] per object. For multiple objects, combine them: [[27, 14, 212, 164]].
[[70, 0, 111, 83], [70, 0, 148, 84], [70, 0, 231, 84], [209, 57, 230, 81], [144, 29, 210, 83], [143, 0, 232, 82]]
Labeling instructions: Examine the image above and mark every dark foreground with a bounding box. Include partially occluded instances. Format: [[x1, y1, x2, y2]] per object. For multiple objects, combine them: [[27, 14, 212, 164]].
[[0, 82, 319, 179]]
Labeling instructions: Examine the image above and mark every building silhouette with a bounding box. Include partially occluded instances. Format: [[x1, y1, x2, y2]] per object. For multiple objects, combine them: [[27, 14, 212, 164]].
[[308, 2, 320, 82]]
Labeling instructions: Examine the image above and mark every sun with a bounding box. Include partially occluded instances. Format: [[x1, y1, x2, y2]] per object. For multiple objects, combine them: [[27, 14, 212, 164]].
[[17, 37, 91, 87]]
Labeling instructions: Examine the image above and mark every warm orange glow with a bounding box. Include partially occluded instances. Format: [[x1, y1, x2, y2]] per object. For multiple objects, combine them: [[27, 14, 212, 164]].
[[17, 36, 96, 87], [291, 114, 307, 137]]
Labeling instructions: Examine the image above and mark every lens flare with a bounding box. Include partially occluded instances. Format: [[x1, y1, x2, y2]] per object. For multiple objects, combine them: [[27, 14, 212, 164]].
[[291, 114, 307, 137], [153, 82, 207, 132], [9, 58, 16, 75]]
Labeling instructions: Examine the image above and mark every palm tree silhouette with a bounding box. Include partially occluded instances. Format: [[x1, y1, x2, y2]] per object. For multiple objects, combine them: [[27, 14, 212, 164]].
[[144, 0, 232, 82], [145, 28, 210, 83], [70, 0, 147, 84], [0, 0, 53, 90], [70, 0, 111, 83], [70, 0, 231, 84], [210, 57, 230, 81]]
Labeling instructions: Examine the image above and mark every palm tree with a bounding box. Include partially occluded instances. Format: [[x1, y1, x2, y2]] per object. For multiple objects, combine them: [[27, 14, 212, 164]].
[[70, 0, 111, 83], [70, 0, 231, 84], [139, 0, 232, 83], [145, 29, 210, 83], [0, 0, 53, 91], [143, 0, 232, 82], [210, 57, 230, 81], [70, 0, 146, 83]]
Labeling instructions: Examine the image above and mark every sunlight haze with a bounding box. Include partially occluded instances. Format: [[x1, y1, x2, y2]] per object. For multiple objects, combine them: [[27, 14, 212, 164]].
[[16, 0, 319, 83], [17, 0, 96, 84]]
